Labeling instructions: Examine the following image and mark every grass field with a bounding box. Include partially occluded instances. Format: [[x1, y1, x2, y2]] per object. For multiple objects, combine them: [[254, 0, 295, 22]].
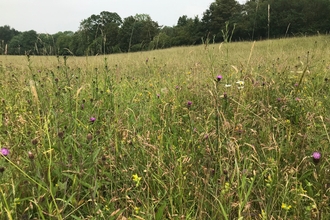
[[1, 35, 330, 219]]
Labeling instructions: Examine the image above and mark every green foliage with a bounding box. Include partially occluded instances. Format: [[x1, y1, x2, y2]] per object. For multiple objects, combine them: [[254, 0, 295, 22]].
[[0, 25, 20, 54], [118, 14, 160, 52], [202, 0, 241, 41], [2, 0, 330, 55]]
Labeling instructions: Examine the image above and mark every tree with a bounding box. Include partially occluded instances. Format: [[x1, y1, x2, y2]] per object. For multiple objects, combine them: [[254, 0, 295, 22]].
[[79, 11, 122, 55], [8, 30, 38, 55], [53, 31, 74, 55], [118, 14, 160, 52], [202, 0, 242, 42], [0, 25, 20, 54], [171, 15, 203, 46]]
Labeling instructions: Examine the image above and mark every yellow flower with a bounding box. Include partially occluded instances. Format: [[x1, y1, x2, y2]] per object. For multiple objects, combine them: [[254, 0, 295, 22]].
[[281, 203, 292, 211], [132, 174, 142, 187], [134, 206, 140, 214]]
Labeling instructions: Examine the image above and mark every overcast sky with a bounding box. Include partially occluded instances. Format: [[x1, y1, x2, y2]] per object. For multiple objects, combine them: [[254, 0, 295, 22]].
[[1, 0, 246, 34]]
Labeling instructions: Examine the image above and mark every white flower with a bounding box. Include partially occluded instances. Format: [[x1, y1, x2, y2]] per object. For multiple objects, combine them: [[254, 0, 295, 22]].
[[236, 81, 244, 86], [225, 84, 232, 88]]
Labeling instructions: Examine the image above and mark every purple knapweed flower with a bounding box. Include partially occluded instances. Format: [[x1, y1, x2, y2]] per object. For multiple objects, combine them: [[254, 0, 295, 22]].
[[187, 101, 192, 107], [1, 148, 9, 156], [90, 117, 96, 123], [312, 151, 321, 164], [216, 75, 223, 82], [157, 94, 160, 98]]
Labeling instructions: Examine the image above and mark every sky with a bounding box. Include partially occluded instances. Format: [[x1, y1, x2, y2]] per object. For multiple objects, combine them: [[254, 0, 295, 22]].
[[0, 0, 246, 34]]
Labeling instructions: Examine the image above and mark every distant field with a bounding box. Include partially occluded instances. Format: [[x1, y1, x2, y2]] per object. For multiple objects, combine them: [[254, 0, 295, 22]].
[[0, 35, 330, 219]]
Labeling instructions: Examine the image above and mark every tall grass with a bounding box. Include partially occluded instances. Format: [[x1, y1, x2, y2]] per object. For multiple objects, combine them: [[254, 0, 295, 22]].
[[0, 35, 330, 219]]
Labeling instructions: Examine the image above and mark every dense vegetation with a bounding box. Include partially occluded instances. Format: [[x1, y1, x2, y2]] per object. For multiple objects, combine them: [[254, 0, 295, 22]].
[[1, 35, 330, 219], [1, 0, 330, 56]]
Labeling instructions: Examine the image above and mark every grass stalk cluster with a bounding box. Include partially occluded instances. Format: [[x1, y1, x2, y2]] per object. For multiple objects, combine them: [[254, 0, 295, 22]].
[[0, 35, 330, 219]]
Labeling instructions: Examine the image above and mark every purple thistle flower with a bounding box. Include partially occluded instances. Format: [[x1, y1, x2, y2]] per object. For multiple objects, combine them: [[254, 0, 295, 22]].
[[216, 75, 223, 81], [312, 151, 321, 164], [1, 148, 9, 156], [157, 94, 160, 98], [90, 117, 96, 123], [187, 101, 192, 107]]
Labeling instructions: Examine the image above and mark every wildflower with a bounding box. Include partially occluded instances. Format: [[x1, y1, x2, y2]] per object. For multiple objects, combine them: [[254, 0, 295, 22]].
[[236, 80, 244, 89], [236, 80, 244, 86], [281, 203, 292, 211], [1, 148, 9, 156], [58, 131, 64, 139], [132, 174, 142, 187], [28, 151, 34, 160], [224, 84, 232, 88], [134, 206, 140, 214], [87, 133, 93, 141], [90, 117, 96, 123], [312, 151, 321, 164], [31, 138, 38, 145], [216, 75, 222, 81], [157, 94, 160, 98], [187, 101, 192, 107]]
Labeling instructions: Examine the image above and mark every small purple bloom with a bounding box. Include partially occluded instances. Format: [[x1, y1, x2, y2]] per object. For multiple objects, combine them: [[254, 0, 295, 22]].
[[216, 75, 223, 81], [1, 148, 9, 156], [90, 117, 96, 123], [157, 94, 160, 98], [187, 101, 192, 107], [294, 83, 299, 87], [312, 151, 321, 164]]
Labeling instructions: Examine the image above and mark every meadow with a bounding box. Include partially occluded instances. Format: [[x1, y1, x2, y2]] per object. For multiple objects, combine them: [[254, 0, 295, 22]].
[[0, 35, 330, 219]]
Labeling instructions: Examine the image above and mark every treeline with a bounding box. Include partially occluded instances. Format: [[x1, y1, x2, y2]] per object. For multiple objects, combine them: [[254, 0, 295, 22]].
[[1, 0, 330, 56]]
